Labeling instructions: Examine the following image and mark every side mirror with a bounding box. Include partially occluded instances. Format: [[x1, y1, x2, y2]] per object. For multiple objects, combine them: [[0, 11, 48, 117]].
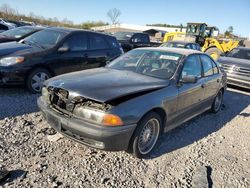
[[58, 46, 69, 53], [181, 75, 198, 83]]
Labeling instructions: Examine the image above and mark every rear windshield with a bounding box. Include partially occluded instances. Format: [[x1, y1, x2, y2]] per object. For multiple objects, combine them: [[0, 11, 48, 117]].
[[226, 48, 250, 60], [113, 32, 133, 40], [161, 42, 185, 48]]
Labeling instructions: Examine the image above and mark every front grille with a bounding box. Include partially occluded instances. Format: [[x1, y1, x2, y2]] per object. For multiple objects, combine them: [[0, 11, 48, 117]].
[[48, 88, 75, 114], [220, 64, 250, 76]]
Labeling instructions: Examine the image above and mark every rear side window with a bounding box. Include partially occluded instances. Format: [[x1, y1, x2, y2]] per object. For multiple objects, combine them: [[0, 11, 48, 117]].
[[89, 34, 109, 50], [106, 36, 119, 48], [63, 33, 88, 51], [182, 55, 202, 78], [131, 34, 149, 43], [185, 44, 192, 49], [200, 55, 215, 76]]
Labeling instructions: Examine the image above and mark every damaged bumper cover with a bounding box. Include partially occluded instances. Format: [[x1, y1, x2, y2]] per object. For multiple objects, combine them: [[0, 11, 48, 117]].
[[37, 97, 137, 151]]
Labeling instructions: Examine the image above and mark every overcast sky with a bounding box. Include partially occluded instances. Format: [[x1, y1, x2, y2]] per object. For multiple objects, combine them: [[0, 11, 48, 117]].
[[0, 0, 249, 37]]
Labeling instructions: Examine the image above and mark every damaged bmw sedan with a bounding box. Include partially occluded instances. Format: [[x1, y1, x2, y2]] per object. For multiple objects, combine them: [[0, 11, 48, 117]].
[[38, 47, 226, 158]]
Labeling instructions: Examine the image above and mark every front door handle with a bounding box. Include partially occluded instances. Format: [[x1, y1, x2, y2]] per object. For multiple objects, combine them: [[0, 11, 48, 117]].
[[201, 83, 206, 88]]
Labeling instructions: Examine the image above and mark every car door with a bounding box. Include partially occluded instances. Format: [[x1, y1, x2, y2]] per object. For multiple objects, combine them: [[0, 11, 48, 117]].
[[177, 55, 206, 119], [54, 32, 88, 75], [200, 54, 221, 101], [86, 33, 111, 69]]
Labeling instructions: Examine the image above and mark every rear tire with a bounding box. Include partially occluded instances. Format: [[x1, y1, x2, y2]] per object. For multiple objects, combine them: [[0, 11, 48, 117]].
[[205, 47, 221, 60], [129, 112, 162, 158], [211, 90, 223, 113], [26, 68, 51, 93]]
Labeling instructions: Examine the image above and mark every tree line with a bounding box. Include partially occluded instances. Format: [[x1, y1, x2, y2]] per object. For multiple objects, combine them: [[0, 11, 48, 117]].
[[0, 3, 108, 29]]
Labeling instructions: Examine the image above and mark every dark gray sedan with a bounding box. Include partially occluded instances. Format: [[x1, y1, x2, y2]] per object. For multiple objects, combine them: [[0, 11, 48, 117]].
[[218, 47, 250, 89], [38, 47, 226, 158]]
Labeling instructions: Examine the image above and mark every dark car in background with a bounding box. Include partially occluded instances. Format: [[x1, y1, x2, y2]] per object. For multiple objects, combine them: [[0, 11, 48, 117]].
[[160, 41, 201, 51], [0, 26, 44, 43], [38, 47, 226, 158], [218, 47, 250, 89], [114, 32, 160, 52], [0, 27, 122, 93]]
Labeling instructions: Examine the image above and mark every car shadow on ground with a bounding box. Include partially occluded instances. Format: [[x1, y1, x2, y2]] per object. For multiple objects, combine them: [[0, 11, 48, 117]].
[[149, 88, 250, 159], [0, 86, 39, 120], [0, 169, 27, 186]]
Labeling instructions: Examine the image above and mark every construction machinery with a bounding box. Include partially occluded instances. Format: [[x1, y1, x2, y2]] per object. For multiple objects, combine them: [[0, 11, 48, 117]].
[[163, 23, 239, 60]]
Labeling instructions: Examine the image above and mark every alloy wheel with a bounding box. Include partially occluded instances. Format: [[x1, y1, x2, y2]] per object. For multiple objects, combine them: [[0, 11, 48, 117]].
[[138, 118, 160, 155]]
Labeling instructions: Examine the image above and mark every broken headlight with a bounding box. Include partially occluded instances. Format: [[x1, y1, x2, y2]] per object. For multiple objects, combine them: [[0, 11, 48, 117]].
[[73, 107, 123, 126]]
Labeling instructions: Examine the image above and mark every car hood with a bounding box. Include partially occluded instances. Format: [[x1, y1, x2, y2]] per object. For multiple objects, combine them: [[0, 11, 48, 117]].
[[0, 41, 42, 57], [218, 56, 250, 68], [46, 68, 169, 103]]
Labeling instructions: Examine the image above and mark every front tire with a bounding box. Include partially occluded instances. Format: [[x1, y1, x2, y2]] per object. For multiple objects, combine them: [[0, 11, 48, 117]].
[[130, 112, 162, 158], [211, 90, 223, 113], [26, 68, 51, 93], [205, 47, 221, 60]]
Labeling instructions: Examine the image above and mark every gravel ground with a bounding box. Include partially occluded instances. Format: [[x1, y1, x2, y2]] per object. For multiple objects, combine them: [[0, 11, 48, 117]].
[[0, 86, 250, 188]]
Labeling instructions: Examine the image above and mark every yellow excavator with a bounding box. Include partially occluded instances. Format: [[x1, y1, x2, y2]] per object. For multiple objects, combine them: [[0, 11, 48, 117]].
[[163, 23, 239, 60]]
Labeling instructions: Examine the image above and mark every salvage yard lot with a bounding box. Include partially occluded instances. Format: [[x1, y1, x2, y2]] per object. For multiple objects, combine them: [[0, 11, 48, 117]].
[[0, 87, 250, 187]]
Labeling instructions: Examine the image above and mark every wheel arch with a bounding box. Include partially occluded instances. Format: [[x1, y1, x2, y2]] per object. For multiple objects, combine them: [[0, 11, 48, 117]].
[[25, 65, 55, 83]]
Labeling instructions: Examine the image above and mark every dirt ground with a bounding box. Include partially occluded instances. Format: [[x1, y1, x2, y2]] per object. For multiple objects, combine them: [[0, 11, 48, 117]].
[[0, 86, 249, 188]]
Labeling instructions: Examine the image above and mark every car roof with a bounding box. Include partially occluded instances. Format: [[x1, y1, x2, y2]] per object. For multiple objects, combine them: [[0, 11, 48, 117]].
[[17, 25, 45, 30], [167, 40, 199, 45], [137, 47, 203, 56], [45, 27, 115, 37]]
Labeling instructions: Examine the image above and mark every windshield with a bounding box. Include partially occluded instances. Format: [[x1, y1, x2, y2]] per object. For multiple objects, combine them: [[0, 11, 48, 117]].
[[226, 48, 250, 60], [114, 32, 133, 40], [23, 29, 67, 49], [107, 49, 182, 79], [161, 42, 185, 48], [1, 27, 37, 39]]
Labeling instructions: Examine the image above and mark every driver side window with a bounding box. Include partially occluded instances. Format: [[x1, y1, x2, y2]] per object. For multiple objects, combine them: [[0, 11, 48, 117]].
[[182, 55, 202, 78]]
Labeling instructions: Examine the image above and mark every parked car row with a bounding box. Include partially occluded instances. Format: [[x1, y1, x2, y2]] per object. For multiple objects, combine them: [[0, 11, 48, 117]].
[[1, 25, 248, 159], [0, 27, 123, 92], [113, 32, 160, 52]]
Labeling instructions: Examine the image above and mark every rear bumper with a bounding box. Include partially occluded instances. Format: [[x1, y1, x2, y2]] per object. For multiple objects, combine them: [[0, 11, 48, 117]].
[[0, 66, 29, 85], [37, 97, 137, 151], [226, 73, 250, 89]]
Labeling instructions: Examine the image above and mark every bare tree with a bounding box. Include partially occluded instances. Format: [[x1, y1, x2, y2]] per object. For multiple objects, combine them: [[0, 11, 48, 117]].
[[107, 8, 121, 25]]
